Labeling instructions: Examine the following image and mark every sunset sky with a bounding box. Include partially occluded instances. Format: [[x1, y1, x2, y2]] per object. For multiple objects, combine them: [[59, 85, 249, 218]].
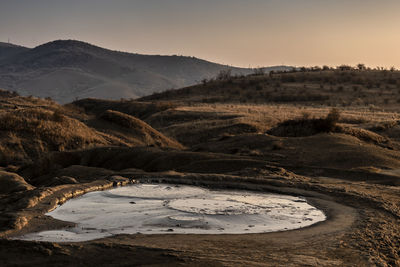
[[1, 0, 399, 68]]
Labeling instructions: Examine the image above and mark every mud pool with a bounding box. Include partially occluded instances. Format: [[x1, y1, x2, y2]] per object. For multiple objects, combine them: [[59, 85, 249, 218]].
[[19, 184, 326, 242]]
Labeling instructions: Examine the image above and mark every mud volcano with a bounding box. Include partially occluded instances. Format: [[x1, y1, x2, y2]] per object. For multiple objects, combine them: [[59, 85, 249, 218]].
[[19, 184, 326, 242]]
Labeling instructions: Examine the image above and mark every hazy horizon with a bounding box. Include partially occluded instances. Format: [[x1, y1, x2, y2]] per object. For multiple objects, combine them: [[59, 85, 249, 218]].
[[1, 0, 399, 68]]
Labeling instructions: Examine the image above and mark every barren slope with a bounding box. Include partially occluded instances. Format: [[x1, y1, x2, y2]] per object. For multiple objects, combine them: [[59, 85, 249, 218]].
[[0, 40, 256, 103]]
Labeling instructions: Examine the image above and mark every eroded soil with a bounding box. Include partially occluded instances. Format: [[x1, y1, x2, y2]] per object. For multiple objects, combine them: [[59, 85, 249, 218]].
[[0, 96, 399, 266]]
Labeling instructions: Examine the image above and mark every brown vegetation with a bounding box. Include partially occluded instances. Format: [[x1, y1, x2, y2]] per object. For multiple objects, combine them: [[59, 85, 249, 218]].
[[140, 68, 400, 110], [0, 171, 33, 194], [1, 67, 400, 266], [98, 109, 184, 149], [0, 107, 108, 165], [0, 94, 182, 166], [268, 108, 341, 137], [73, 98, 177, 120]]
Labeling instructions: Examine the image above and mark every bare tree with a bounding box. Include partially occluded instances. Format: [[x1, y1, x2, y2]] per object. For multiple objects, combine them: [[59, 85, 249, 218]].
[[253, 67, 265, 76], [357, 63, 366, 71], [337, 65, 352, 71], [216, 69, 232, 81]]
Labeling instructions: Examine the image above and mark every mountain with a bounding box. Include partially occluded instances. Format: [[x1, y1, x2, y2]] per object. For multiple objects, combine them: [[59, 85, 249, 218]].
[[0, 42, 29, 62], [0, 40, 288, 103]]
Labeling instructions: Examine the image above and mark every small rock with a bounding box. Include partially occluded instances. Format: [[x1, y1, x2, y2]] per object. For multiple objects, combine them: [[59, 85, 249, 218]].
[[109, 175, 130, 187]]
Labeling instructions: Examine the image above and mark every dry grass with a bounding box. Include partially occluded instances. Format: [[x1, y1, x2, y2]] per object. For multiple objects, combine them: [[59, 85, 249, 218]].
[[98, 110, 183, 149], [0, 107, 109, 165], [141, 69, 400, 110], [0, 93, 186, 167], [72, 98, 177, 120], [0, 108, 107, 147], [267, 110, 340, 137], [175, 103, 400, 127], [142, 103, 400, 149]]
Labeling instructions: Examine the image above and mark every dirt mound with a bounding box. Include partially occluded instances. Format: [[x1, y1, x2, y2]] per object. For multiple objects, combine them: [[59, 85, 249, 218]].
[[192, 133, 280, 155], [268, 118, 338, 137], [177, 158, 266, 173], [142, 107, 260, 146], [77, 147, 235, 172], [23, 146, 261, 183], [193, 132, 400, 172], [284, 133, 400, 170], [268, 109, 340, 137], [0, 107, 109, 165], [368, 121, 400, 142], [23, 123, 397, 180], [33, 165, 115, 186], [99, 110, 183, 149], [73, 98, 176, 120], [145, 109, 240, 128], [0, 171, 34, 194], [163, 121, 260, 146], [337, 126, 395, 149], [0, 95, 184, 167], [268, 117, 396, 150]]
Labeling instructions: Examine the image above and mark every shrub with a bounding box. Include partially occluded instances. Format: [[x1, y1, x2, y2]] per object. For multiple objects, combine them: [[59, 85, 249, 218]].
[[268, 108, 341, 137], [216, 69, 232, 81], [326, 108, 340, 124], [253, 68, 265, 76]]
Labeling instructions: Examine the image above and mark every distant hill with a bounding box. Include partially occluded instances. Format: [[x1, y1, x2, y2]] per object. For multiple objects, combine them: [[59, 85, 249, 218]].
[[0, 42, 29, 62], [139, 68, 400, 108], [0, 40, 288, 103]]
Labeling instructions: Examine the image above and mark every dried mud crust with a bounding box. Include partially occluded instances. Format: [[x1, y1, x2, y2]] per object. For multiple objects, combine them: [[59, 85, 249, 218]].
[[0, 171, 399, 266]]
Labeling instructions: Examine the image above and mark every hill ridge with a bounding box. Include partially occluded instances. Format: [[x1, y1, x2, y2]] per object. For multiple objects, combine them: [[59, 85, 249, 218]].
[[0, 39, 284, 103]]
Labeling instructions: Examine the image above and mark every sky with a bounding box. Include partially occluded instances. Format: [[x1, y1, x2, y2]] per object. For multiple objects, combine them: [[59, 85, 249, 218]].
[[1, 0, 399, 68]]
